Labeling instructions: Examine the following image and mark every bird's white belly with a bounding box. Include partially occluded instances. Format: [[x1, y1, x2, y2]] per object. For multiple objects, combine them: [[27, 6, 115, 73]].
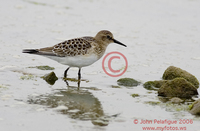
[[45, 54, 99, 68]]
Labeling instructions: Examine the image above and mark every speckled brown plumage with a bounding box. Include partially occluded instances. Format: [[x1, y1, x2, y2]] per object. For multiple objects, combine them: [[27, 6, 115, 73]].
[[51, 38, 92, 57]]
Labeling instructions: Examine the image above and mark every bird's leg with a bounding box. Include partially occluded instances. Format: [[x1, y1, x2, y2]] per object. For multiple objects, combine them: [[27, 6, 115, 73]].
[[77, 68, 81, 88], [64, 67, 70, 78], [77, 80, 80, 88], [78, 68, 81, 80]]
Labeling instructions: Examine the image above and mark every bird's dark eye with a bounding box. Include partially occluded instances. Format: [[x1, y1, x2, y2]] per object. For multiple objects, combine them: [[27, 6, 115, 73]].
[[107, 35, 111, 40]]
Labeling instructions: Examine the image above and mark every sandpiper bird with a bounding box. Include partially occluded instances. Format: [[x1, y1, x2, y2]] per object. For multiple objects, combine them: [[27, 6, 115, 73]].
[[22, 30, 126, 79]]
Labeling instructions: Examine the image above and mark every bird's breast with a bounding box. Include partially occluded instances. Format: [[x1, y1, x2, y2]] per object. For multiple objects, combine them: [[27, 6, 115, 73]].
[[45, 54, 99, 68]]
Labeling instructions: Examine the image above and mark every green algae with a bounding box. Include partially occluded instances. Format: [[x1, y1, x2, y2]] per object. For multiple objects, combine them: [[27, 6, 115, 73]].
[[145, 101, 161, 106], [28, 65, 55, 70], [188, 104, 194, 110], [111, 85, 121, 88], [131, 94, 139, 98], [20, 74, 35, 80], [164, 103, 190, 112], [0, 85, 8, 88], [63, 78, 89, 83], [189, 99, 200, 115], [145, 100, 190, 112]]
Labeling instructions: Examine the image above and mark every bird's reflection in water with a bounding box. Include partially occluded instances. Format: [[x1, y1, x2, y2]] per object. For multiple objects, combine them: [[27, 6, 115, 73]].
[[35, 76, 120, 126], [27, 87, 111, 126], [63, 77, 84, 88]]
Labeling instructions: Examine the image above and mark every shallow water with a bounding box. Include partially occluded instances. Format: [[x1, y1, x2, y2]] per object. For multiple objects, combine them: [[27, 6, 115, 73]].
[[1, 0, 200, 130]]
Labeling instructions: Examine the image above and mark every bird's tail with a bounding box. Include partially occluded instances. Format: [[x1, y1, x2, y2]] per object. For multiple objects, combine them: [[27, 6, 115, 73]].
[[22, 49, 39, 54], [22, 49, 56, 56]]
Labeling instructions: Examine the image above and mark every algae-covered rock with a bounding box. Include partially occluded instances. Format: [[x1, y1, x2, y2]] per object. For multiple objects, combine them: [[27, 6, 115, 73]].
[[158, 78, 198, 98], [42, 72, 58, 85], [117, 78, 140, 87], [189, 99, 200, 115], [162, 66, 199, 88], [29, 65, 55, 70], [143, 80, 167, 90]]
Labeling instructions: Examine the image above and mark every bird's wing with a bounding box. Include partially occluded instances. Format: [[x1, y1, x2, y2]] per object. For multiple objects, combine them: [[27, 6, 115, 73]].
[[23, 38, 93, 57], [52, 38, 92, 57]]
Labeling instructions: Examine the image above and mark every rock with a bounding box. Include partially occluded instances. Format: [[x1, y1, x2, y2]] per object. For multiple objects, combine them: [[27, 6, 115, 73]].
[[162, 66, 199, 88], [143, 80, 167, 90], [170, 97, 184, 104], [117, 78, 140, 87], [189, 99, 200, 115], [158, 78, 198, 98], [41, 72, 58, 85], [92, 119, 109, 126]]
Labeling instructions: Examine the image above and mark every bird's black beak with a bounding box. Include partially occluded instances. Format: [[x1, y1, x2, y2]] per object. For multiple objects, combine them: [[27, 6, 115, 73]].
[[113, 39, 127, 47]]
